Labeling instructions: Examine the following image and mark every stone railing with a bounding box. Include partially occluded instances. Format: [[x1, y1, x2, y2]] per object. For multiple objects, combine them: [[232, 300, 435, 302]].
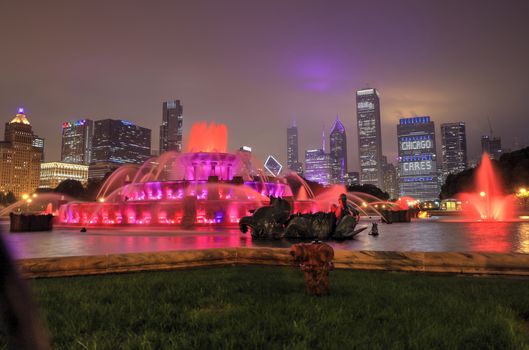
[[16, 248, 529, 278]]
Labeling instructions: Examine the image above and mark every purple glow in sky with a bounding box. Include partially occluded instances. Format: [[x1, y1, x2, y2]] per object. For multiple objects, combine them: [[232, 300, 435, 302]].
[[1, 0, 528, 170]]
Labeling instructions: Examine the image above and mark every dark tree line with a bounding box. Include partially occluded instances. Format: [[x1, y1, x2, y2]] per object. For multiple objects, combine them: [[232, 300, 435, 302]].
[[50, 179, 105, 200], [440, 146, 529, 199], [0, 191, 17, 206], [346, 184, 390, 201]]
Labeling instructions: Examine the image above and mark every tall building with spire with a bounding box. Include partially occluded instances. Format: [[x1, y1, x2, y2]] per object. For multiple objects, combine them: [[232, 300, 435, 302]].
[[160, 100, 183, 153], [0, 108, 42, 198], [286, 122, 303, 174], [356, 88, 383, 189], [329, 115, 347, 184]]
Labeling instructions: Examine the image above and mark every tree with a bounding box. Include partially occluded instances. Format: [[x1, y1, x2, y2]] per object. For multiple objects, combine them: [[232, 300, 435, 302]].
[[54, 179, 85, 199], [5, 191, 16, 205], [84, 179, 104, 201], [346, 184, 390, 201]]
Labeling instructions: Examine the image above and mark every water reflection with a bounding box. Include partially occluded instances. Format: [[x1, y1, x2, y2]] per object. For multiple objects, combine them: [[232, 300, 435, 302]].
[[3, 220, 529, 259]]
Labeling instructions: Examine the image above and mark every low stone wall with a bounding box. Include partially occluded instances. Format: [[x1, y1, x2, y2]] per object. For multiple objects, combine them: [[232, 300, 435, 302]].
[[16, 248, 529, 278]]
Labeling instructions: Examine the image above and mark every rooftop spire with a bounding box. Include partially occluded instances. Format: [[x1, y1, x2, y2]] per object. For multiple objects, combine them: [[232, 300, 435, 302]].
[[9, 107, 31, 125], [330, 114, 345, 134], [322, 124, 326, 152]]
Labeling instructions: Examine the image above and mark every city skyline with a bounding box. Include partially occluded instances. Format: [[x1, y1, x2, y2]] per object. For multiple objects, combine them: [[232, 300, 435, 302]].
[[1, 1, 528, 170]]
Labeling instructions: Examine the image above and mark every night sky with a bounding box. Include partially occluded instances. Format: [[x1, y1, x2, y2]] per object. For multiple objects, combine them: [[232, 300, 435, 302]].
[[1, 0, 528, 170]]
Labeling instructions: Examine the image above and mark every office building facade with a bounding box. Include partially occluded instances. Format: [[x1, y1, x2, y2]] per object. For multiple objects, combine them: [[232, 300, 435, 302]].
[[0, 108, 42, 198], [39, 162, 89, 189], [397, 116, 439, 201], [356, 88, 383, 188], [344, 171, 360, 187], [440, 122, 467, 179], [329, 116, 347, 183], [32, 136, 45, 161], [382, 161, 399, 199], [160, 100, 183, 153], [481, 135, 502, 160], [91, 119, 151, 165], [304, 149, 331, 185], [61, 119, 94, 165], [287, 124, 303, 174]]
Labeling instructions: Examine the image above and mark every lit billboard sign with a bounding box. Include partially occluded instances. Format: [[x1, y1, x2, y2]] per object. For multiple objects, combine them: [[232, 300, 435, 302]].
[[400, 160, 435, 176], [400, 139, 433, 151]]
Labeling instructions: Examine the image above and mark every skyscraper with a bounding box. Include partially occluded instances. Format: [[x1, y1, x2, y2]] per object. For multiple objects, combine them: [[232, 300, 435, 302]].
[[32, 136, 45, 161], [329, 115, 347, 184], [440, 122, 467, 179], [304, 149, 331, 185], [397, 116, 439, 201], [92, 119, 151, 165], [381, 157, 399, 199], [481, 135, 502, 160], [286, 123, 303, 174], [0, 108, 42, 198], [160, 100, 183, 153], [61, 119, 94, 165], [344, 171, 360, 187], [356, 88, 383, 189]]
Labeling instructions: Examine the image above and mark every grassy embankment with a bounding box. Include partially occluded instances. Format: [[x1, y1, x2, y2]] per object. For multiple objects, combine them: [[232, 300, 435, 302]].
[[2, 266, 529, 349]]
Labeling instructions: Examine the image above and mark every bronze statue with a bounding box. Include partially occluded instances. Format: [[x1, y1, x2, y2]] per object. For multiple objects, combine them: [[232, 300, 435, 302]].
[[239, 194, 366, 240]]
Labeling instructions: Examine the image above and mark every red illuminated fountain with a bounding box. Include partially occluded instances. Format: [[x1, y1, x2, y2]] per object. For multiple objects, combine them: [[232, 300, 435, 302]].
[[54, 122, 400, 228], [57, 122, 314, 227], [458, 153, 515, 221]]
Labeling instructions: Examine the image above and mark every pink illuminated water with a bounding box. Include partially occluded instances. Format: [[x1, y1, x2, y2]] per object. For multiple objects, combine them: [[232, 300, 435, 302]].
[[459, 153, 515, 221], [186, 122, 228, 153], [57, 121, 309, 227]]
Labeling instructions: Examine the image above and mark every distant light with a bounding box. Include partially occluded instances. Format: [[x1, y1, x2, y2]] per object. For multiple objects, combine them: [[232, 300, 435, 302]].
[[98, 198, 105, 203], [241, 146, 252, 152], [17, 107, 24, 114], [480, 191, 486, 197]]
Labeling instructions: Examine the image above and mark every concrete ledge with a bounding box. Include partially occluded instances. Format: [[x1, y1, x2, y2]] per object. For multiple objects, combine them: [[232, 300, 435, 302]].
[[15, 248, 529, 278]]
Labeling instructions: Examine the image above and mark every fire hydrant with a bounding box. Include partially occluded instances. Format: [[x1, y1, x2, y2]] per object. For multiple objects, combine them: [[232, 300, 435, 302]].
[[290, 241, 334, 296]]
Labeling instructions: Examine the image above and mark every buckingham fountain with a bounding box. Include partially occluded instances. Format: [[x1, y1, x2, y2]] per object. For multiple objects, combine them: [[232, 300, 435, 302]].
[[52, 122, 404, 231], [58, 122, 314, 227]]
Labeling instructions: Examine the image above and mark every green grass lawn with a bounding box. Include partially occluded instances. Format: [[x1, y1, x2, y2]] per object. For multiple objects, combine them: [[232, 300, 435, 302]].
[[3, 267, 529, 349]]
